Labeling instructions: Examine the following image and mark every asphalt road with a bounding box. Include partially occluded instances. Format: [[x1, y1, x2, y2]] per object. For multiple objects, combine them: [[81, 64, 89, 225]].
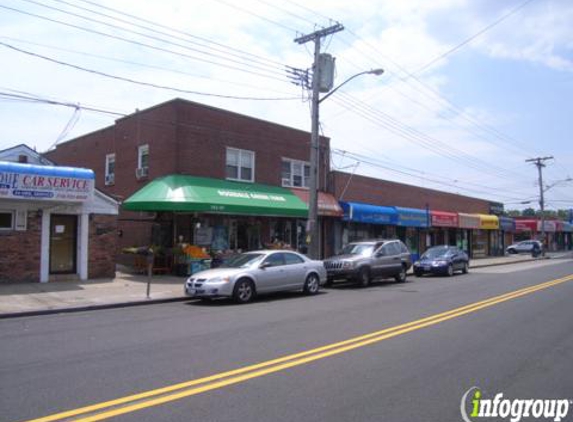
[[1, 258, 572, 422]]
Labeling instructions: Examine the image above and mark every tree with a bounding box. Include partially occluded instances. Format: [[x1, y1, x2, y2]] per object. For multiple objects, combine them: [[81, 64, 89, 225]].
[[522, 208, 536, 217]]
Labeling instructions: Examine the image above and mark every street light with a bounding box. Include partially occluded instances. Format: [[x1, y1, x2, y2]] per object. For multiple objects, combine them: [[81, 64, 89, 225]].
[[307, 68, 384, 259], [319, 69, 385, 104]]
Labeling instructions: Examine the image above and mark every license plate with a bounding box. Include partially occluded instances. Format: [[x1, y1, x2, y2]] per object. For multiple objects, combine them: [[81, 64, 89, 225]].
[[188, 288, 196, 295]]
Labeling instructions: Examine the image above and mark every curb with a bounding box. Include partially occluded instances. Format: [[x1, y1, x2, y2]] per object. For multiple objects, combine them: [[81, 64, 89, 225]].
[[470, 256, 549, 269], [0, 296, 189, 320]]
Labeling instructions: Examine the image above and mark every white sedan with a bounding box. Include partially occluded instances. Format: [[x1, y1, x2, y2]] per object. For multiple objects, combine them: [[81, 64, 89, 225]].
[[185, 250, 327, 303]]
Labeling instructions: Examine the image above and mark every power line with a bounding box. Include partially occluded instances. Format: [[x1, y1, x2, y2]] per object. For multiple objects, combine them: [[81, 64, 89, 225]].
[[284, 0, 545, 163], [0, 36, 297, 97], [42, 0, 286, 74], [1, 3, 290, 83], [0, 41, 300, 101]]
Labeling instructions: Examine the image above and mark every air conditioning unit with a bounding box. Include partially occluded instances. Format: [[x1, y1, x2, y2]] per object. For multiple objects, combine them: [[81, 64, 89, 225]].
[[135, 167, 148, 179], [104, 174, 115, 185]]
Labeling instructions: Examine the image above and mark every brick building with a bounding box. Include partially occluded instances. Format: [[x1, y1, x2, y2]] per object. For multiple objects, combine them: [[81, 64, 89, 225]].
[[329, 171, 506, 259], [0, 145, 118, 283], [45, 98, 336, 259]]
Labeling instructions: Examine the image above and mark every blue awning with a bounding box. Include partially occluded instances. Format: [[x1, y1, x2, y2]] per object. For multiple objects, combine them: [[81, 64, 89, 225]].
[[0, 161, 94, 180], [340, 202, 397, 225], [499, 216, 515, 232], [394, 206, 429, 228]]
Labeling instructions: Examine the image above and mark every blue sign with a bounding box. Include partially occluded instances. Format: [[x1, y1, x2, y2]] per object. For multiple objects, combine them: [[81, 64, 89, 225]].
[[395, 206, 429, 228], [0, 161, 94, 202], [340, 202, 398, 225], [499, 216, 515, 232]]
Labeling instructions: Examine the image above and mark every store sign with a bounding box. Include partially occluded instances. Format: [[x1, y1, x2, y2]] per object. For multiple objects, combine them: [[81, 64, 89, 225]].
[[458, 213, 481, 229], [217, 190, 286, 202], [395, 207, 428, 228], [0, 164, 94, 202], [431, 212, 458, 228], [515, 220, 537, 232]]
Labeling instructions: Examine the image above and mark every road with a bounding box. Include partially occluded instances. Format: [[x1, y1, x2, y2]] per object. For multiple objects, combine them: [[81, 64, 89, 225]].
[[1, 258, 572, 422]]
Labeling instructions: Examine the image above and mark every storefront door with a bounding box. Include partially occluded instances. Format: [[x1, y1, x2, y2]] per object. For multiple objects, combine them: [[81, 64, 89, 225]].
[[50, 214, 78, 274]]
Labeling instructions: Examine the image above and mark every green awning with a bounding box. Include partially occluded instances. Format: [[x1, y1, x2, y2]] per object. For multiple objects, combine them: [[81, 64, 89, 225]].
[[123, 175, 308, 217]]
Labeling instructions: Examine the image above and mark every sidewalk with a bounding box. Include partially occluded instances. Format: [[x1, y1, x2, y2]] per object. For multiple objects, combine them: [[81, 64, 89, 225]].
[[1, 253, 571, 318]]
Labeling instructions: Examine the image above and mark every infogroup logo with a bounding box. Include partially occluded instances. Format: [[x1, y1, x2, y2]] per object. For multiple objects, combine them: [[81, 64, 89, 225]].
[[461, 387, 571, 422]]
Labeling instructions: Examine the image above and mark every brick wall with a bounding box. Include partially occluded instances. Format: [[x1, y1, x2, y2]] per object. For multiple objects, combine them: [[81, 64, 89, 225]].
[[0, 211, 42, 283], [88, 215, 118, 279], [331, 171, 492, 214]]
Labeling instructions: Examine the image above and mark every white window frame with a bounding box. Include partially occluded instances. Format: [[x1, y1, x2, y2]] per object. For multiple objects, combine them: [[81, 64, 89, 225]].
[[105, 153, 116, 185], [105, 153, 116, 177], [0, 210, 14, 231], [281, 158, 311, 188], [226, 147, 255, 182], [137, 144, 149, 170]]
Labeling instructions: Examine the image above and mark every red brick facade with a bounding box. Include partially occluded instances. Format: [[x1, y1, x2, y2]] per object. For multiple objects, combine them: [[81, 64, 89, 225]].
[[88, 215, 118, 279], [0, 211, 41, 283], [331, 171, 492, 214]]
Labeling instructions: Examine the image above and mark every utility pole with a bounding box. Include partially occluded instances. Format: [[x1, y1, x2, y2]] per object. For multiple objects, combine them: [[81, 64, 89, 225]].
[[294, 23, 344, 259], [526, 156, 553, 255]]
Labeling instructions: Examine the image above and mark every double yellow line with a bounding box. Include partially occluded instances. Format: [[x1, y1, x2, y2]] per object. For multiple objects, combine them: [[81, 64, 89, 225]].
[[25, 274, 573, 422]]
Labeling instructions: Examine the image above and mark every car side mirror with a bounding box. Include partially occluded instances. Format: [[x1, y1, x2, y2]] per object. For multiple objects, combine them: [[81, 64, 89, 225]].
[[375, 251, 384, 257], [260, 262, 272, 269]]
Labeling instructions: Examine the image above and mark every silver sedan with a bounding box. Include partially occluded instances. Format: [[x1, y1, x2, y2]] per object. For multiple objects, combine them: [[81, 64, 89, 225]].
[[184, 250, 327, 303]]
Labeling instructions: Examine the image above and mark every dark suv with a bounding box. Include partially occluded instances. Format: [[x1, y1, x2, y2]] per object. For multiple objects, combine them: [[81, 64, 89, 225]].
[[323, 239, 412, 287]]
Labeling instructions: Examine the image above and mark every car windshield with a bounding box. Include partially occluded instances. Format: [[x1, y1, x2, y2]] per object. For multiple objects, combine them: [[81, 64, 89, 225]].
[[221, 253, 265, 268], [422, 247, 451, 259], [339, 244, 375, 256]]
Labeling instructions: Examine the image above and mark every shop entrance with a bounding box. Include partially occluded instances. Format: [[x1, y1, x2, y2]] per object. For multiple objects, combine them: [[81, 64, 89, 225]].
[[49, 214, 78, 274]]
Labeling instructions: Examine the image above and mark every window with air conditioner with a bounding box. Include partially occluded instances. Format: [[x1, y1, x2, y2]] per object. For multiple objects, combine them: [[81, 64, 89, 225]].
[[136, 144, 149, 179], [226, 148, 254, 182], [105, 153, 115, 185], [281, 159, 310, 188]]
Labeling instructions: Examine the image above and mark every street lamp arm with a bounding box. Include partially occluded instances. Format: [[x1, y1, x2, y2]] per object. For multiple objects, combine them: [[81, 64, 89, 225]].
[[318, 68, 384, 104], [544, 177, 573, 192]]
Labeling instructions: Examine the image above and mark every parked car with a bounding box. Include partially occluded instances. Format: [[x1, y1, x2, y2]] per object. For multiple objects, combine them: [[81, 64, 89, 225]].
[[413, 245, 469, 277], [184, 250, 327, 303], [506, 240, 542, 256], [323, 239, 412, 286]]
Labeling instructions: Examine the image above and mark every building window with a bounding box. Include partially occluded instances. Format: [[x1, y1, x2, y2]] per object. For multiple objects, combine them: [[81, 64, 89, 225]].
[[226, 148, 254, 182], [136, 145, 149, 179], [105, 153, 115, 185], [0, 211, 14, 230], [138, 145, 149, 169], [281, 159, 310, 188]]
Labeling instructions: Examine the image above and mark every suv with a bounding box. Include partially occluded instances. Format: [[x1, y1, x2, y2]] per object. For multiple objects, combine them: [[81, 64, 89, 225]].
[[323, 239, 412, 287]]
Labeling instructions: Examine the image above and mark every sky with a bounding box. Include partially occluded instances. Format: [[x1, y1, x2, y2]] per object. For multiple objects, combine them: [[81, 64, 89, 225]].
[[0, 0, 572, 213]]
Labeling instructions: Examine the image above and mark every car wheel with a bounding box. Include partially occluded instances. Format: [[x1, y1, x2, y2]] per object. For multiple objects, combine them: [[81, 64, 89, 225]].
[[303, 273, 320, 295], [395, 265, 407, 283], [357, 267, 370, 287], [507, 249, 516, 254], [446, 264, 454, 277], [233, 279, 255, 304], [462, 262, 469, 274]]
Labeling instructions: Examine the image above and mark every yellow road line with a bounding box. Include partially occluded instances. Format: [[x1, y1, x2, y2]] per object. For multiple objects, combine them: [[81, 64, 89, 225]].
[[23, 274, 573, 422]]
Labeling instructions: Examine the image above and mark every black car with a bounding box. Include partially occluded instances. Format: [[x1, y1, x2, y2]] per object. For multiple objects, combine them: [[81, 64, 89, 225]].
[[413, 245, 469, 277]]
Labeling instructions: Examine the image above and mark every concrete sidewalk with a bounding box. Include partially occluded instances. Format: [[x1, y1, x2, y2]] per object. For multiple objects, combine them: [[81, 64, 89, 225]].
[[1, 253, 571, 318]]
